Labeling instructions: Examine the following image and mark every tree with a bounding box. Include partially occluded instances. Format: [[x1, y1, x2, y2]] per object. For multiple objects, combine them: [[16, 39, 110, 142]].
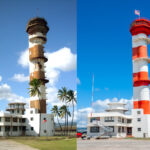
[[51, 105, 63, 133], [29, 78, 42, 98], [59, 105, 71, 135], [28, 78, 42, 136], [67, 90, 76, 132], [57, 87, 68, 135]]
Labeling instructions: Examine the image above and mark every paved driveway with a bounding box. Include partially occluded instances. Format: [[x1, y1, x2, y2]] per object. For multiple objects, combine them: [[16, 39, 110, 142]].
[[77, 138, 150, 150], [0, 140, 38, 150]]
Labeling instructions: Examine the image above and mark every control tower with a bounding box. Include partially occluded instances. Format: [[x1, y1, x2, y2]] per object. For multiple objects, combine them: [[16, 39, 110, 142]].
[[26, 17, 49, 113], [130, 18, 150, 137]]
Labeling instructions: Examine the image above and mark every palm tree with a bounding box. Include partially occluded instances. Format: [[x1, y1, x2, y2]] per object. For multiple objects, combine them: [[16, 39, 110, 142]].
[[29, 78, 42, 98], [59, 105, 71, 135], [51, 105, 63, 133], [57, 87, 68, 134], [57, 87, 68, 103], [67, 90, 76, 132], [28, 78, 42, 136]]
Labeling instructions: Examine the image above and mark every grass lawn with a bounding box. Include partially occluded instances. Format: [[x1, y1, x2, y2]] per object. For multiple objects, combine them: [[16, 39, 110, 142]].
[[10, 136, 76, 150]]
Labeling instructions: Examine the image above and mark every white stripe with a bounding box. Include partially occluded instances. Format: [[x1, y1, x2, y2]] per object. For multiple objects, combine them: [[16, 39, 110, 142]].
[[133, 86, 150, 101], [29, 60, 45, 73], [29, 32, 46, 39], [133, 60, 148, 73], [132, 33, 148, 48], [29, 40, 44, 48]]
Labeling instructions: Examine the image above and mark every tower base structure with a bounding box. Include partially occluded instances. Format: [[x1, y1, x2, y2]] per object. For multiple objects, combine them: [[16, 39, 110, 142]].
[[132, 109, 150, 138]]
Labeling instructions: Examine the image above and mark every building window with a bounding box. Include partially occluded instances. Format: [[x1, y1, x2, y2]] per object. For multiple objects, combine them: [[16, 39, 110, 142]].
[[127, 119, 132, 123], [138, 128, 141, 132], [0, 117, 1, 122], [90, 127, 99, 133], [12, 110, 14, 113], [137, 118, 141, 122], [30, 110, 33, 114], [13, 126, 18, 132], [118, 117, 121, 122], [31, 127, 34, 131], [118, 127, 121, 133], [122, 127, 125, 132], [13, 118, 17, 122], [122, 118, 124, 123], [44, 130, 47, 133], [0, 126, 1, 132], [19, 126, 22, 131], [109, 126, 114, 132], [90, 117, 100, 122], [5, 126, 10, 132], [137, 111, 141, 114], [104, 117, 114, 122], [5, 117, 10, 122], [17, 110, 19, 113], [19, 118, 22, 123], [30, 117, 33, 121], [22, 118, 26, 123]]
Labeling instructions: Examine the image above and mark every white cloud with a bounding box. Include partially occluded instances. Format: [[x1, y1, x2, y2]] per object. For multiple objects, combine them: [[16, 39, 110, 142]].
[[77, 77, 81, 85], [45, 47, 76, 72], [0, 76, 2, 82], [0, 83, 28, 103], [18, 49, 29, 68], [12, 74, 29, 82]]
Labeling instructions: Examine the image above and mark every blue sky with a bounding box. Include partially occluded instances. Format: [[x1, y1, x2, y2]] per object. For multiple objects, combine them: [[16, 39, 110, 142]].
[[0, 0, 76, 112], [77, 0, 150, 113]]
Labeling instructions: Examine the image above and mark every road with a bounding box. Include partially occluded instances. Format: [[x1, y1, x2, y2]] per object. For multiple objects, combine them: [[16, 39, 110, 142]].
[[0, 140, 38, 150], [77, 138, 150, 150]]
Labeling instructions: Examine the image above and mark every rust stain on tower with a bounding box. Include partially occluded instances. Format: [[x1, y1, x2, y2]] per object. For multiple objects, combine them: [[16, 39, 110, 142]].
[[26, 17, 49, 113]]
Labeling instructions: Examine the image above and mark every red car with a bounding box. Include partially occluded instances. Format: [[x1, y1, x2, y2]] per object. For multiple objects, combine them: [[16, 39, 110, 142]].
[[77, 132, 82, 138]]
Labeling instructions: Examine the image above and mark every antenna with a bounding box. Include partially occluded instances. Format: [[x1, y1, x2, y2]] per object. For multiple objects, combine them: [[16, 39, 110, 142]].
[[36, 8, 39, 17], [91, 74, 94, 117]]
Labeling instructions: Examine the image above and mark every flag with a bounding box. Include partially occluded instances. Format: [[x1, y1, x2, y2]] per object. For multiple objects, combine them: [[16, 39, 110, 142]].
[[43, 119, 47, 123], [135, 10, 140, 16]]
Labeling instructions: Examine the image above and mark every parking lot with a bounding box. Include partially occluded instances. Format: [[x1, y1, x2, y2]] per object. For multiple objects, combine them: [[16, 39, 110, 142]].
[[77, 138, 150, 150]]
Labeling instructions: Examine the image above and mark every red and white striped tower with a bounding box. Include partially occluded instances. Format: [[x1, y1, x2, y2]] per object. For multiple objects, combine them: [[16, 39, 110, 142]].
[[26, 17, 49, 113], [130, 19, 150, 114]]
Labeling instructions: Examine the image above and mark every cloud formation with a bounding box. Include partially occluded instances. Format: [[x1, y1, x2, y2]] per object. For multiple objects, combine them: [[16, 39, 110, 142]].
[[18, 49, 29, 68], [0, 83, 28, 103], [12, 74, 29, 82], [77, 77, 81, 85]]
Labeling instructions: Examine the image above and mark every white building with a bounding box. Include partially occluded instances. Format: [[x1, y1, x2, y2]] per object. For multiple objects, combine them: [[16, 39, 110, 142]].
[[87, 102, 132, 138], [0, 102, 54, 136]]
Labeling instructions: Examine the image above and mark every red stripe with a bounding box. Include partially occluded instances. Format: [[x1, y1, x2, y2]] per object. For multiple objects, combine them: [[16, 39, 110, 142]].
[[133, 72, 149, 83], [134, 100, 150, 114], [132, 46, 147, 60], [133, 81, 150, 87]]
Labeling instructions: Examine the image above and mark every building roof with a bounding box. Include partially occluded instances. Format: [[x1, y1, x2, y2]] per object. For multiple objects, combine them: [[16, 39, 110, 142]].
[[108, 102, 126, 105], [88, 112, 132, 119], [8, 102, 26, 105], [26, 17, 49, 34]]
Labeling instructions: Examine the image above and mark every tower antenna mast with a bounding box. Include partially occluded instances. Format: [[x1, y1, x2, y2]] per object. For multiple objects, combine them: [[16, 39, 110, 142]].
[[91, 74, 94, 117]]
